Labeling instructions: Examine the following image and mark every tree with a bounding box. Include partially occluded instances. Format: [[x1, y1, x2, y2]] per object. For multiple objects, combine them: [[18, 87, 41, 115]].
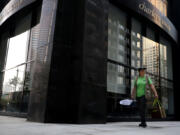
[[9, 76, 21, 91]]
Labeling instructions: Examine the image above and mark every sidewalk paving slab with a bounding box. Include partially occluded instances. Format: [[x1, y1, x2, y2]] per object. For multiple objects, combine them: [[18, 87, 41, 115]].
[[0, 116, 180, 135]]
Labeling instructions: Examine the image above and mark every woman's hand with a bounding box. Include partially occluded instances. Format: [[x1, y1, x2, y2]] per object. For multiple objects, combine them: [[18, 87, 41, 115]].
[[155, 94, 159, 99], [131, 87, 136, 100], [131, 95, 135, 100], [150, 84, 159, 99]]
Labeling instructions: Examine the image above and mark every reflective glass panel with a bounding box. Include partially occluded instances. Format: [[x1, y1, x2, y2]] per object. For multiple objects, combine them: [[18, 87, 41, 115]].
[[160, 36, 174, 115], [107, 62, 130, 94], [143, 28, 159, 76], [2, 65, 26, 94], [5, 32, 29, 69], [131, 18, 142, 68], [108, 4, 129, 64], [0, 13, 32, 113], [160, 37, 173, 80]]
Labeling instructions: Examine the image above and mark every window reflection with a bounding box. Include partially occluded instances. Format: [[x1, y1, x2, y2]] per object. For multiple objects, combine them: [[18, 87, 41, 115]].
[[5, 32, 29, 69], [142, 34, 160, 115], [107, 63, 129, 94], [0, 13, 32, 113], [107, 4, 130, 95], [108, 4, 129, 65], [160, 37, 173, 80], [160, 37, 174, 115], [142, 37, 159, 75], [2, 65, 26, 94], [131, 18, 142, 68], [148, 0, 168, 16]]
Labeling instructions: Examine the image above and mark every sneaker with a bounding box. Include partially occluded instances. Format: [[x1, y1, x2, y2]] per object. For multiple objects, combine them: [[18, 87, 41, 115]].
[[139, 123, 147, 128]]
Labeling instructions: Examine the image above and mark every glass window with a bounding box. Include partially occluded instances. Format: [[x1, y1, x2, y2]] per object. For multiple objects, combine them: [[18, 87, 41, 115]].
[[160, 37, 173, 80], [143, 28, 159, 76], [2, 65, 26, 94], [160, 36, 174, 115], [107, 63, 129, 94], [131, 18, 142, 68], [108, 4, 129, 65], [0, 13, 32, 113], [142, 28, 161, 116], [107, 3, 174, 117], [5, 32, 29, 69], [107, 4, 130, 95], [5, 13, 31, 70]]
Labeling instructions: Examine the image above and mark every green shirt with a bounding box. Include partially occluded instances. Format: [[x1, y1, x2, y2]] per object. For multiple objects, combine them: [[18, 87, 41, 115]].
[[134, 76, 153, 97]]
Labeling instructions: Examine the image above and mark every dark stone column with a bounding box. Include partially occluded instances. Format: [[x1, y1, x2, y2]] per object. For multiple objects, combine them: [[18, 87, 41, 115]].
[[45, 0, 108, 123], [168, 0, 180, 121], [27, 0, 58, 122], [44, 0, 80, 123], [28, 0, 108, 124]]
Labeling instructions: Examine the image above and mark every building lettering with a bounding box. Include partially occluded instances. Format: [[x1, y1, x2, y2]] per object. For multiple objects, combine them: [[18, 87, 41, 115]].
[[139, 2, 171, 32]]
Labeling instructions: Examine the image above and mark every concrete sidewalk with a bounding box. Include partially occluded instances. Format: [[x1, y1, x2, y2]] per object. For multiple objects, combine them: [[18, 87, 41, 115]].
[[0, 116, 180, 135]]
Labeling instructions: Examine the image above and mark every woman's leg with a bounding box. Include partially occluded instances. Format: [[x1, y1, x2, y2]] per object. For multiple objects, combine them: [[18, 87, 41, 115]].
[[137, 96, 147, 126]]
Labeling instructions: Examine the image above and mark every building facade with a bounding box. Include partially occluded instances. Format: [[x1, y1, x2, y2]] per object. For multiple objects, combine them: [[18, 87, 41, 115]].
[[0, 0, 179, 123]]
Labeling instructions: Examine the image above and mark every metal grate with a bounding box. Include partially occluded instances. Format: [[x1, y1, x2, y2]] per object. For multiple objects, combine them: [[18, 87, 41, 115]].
[[0, 0, 11, 13]]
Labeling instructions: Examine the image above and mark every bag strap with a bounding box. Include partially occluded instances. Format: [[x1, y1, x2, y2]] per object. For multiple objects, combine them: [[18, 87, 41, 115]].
[[157, 100, 162, 107]]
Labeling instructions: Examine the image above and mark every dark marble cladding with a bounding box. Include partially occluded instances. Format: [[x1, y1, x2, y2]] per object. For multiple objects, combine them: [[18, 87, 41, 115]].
[[46, 46, 74, 123], [83, 0, 108, 84], [28, 0, 108, 123], [78, 83, 107, 124], [45, 0, 81, 123], [43, 0, 108, 123], [78, 0, 108, 123], [168, 0, 180, 121], [27, 0, 58, 122]]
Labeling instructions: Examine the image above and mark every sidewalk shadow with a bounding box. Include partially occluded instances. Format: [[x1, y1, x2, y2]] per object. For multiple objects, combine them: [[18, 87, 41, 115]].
[[121, 125, 164, 129], [147, 126, 164, 129]]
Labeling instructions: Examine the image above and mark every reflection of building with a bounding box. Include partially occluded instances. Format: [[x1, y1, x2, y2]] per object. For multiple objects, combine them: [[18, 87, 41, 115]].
[[160, 44, 168, 78], [148, 0, 168, 16], [143, 38, 159, 75], [0, 0, 179, 124], [3, 84, 13, 94]]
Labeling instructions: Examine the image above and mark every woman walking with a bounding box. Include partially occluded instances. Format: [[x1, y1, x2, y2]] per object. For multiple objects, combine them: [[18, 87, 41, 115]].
[[131, 66, 158, 128]]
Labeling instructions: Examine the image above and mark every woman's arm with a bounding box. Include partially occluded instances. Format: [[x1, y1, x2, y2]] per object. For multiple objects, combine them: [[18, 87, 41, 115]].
[[149, 84, 158, 99], [131, 87, 136, 100]]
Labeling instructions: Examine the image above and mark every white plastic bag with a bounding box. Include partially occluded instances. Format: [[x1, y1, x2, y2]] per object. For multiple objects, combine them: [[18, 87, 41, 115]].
[[119, 99, 134, 106]]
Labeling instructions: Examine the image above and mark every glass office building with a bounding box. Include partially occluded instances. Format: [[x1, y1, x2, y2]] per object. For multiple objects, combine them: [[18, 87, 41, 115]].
[[0, 0, 178, 123]]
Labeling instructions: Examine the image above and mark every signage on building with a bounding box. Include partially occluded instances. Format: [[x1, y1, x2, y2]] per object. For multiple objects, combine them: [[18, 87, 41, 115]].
[[138, 2, 171, 33], [113, 0, 178, 43], [0, 0, 37, 26]]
